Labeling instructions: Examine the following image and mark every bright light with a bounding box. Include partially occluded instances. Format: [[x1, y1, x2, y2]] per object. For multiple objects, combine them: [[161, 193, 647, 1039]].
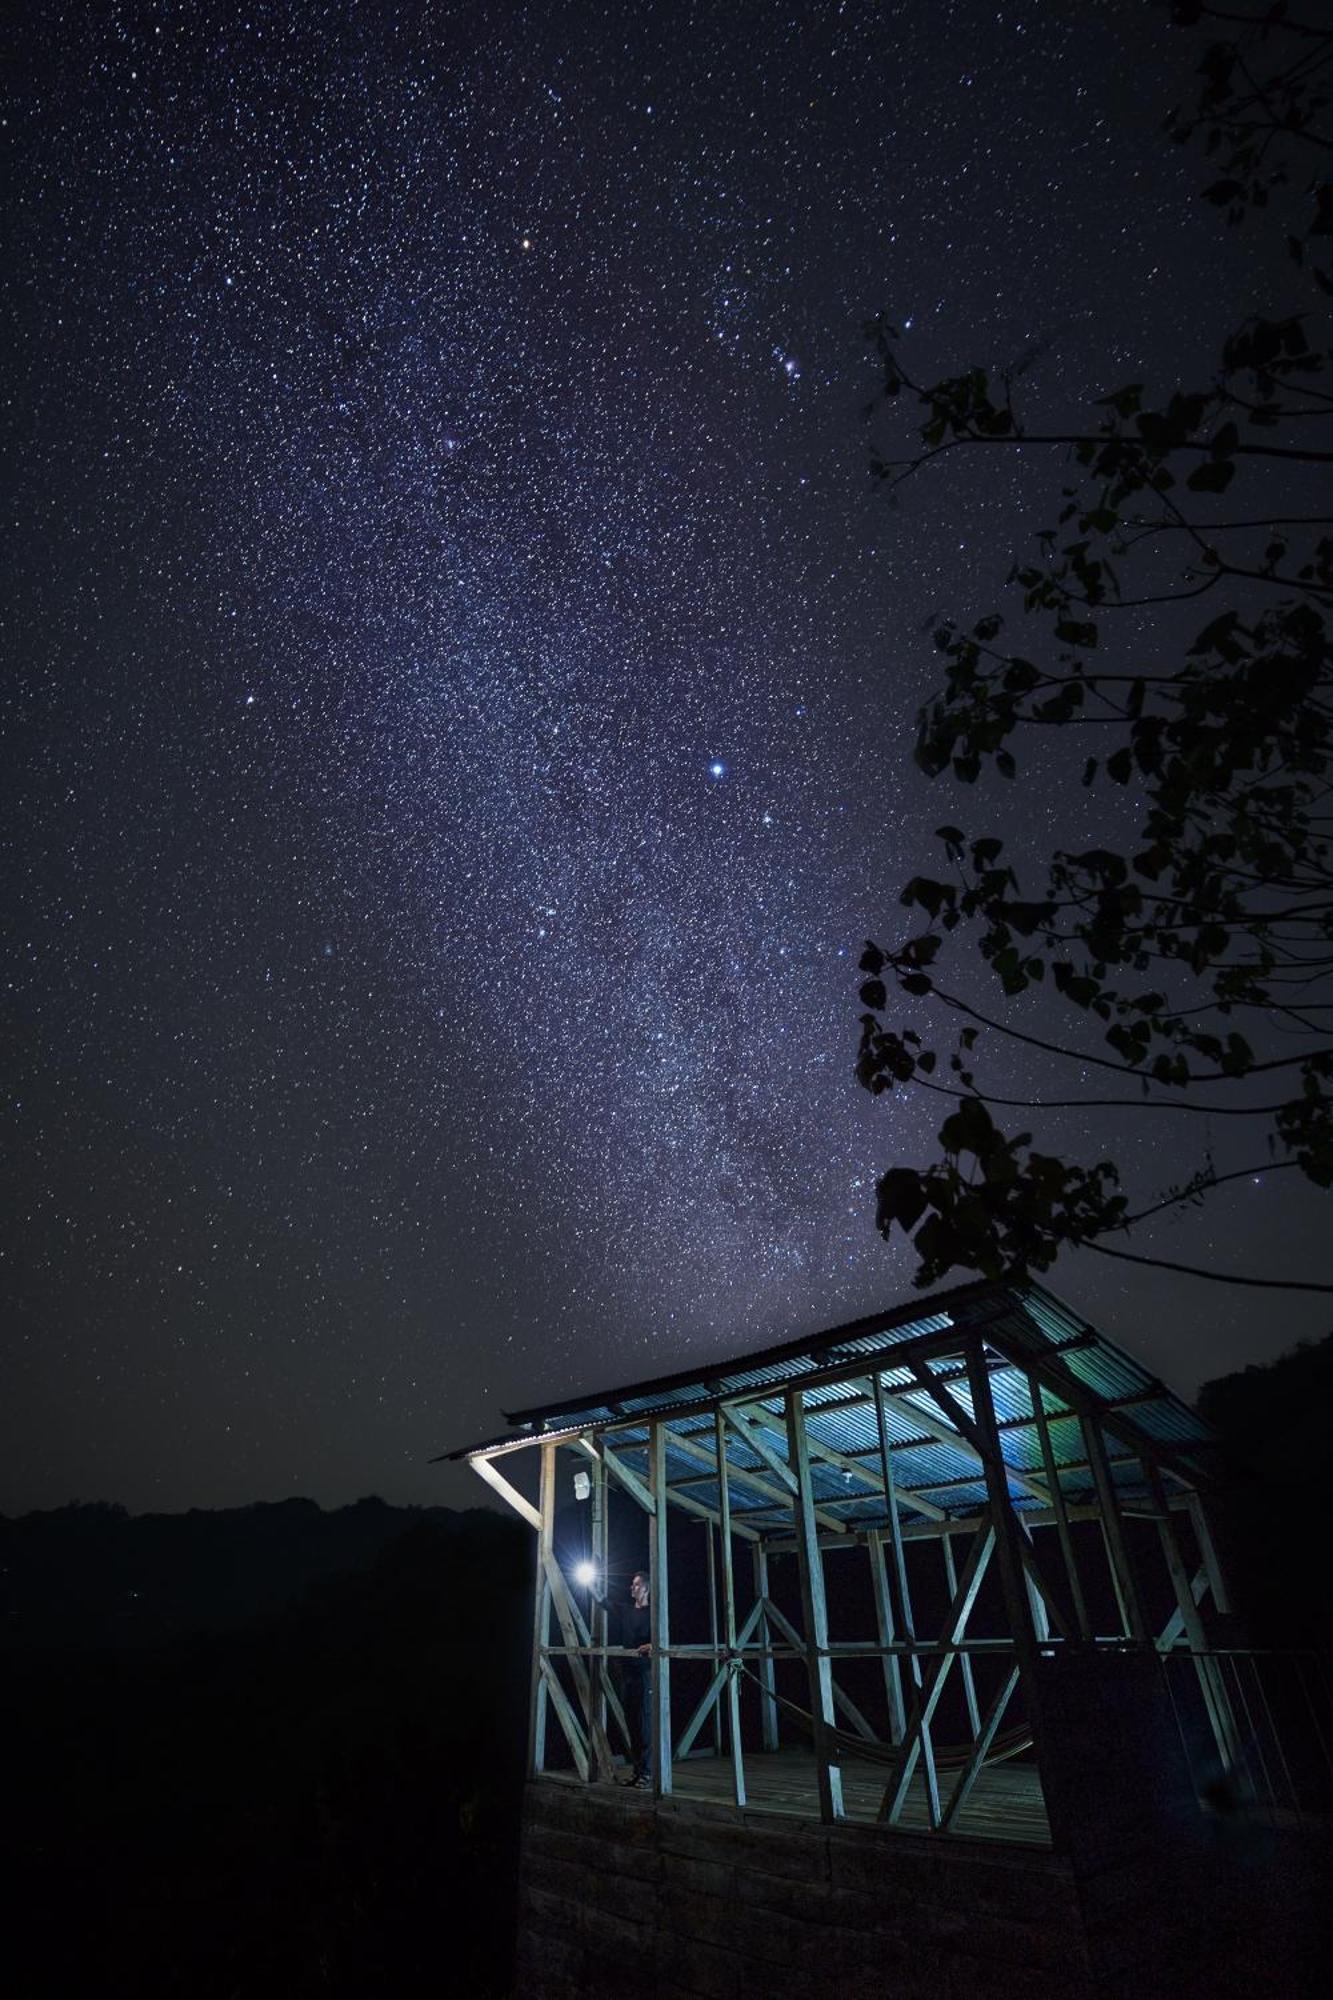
[[574, 1560, 597, 1588]]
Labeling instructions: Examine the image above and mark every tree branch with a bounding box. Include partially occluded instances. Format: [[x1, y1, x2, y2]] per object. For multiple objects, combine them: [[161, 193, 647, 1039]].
[[1078, 1238, 1333, 1292]]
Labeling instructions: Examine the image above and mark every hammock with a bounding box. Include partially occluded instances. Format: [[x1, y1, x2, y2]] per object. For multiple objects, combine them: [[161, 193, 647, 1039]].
[[736, 1660, 1033, 1771]]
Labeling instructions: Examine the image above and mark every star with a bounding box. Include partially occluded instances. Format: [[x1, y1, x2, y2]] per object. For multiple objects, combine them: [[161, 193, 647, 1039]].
[[3, 0, 1319, 1520]]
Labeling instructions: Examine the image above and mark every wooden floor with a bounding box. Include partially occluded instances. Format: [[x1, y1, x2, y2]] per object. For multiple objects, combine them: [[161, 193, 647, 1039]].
[[667, 1745, 1051, 1847]]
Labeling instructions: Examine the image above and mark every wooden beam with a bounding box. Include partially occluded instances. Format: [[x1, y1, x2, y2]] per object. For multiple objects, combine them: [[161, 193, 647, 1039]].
[[543, 1552, 616, 1782], [1025, 1367, 1091, 1642], [869, 1531, 906, 1746], [714, 1407, 747, 1806], [1188, 1493, 1233, 1615], [962, 1340, 1049, 1787], [785, 1388, 844, 1821], [567, 1323, 979, 1458], [983, 1321, 1201, 1496], [660, 1422, 847, 1534], [1080, 1412, 1149, 1641], [540, 1659, 589, 1781], [724, 1362, 1168, 1452], [722, 1401, 797, 1492], [764, 1491, 1197, 1555], [880, 1520, 994, 1824], [1158, 1565, 1208, 1651], [672, 1482, 760, 1540], [704, 1521, 721, 1756], [1016, 1530, 1075, 1642], [528, 1441, 554, 1779], [762, 1593, 880, 1744], [908, 1358, 1052, 1509], [1147, 1462, 1242, 1770], [472, 1452, 542, 1531], [650, 1422, 672, 1799], [560, 1569, 632, 1754], [733, 1396, 948, 1523], [590, 1444, 608, 1750], [873, 1371, 938, 1817], [576, 1435, 654, 1514], [752, 1543, 780, 1751], [940, 1665, 1020, 1832], [819, 1448, 1142, 1500], [942, 1531, 982, 1737], [674, 1597, 764, 1760]]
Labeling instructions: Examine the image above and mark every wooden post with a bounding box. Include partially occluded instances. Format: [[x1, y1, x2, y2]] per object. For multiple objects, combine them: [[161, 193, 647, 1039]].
[[542, 1556, 616, 1782], [1188, 1493, 1232, 1615], [940, 1665, 1020, 1831], [649, 1421, 672, 1798], [878, 1522, 994, 1825], [591, 1441, 608, 1747], [714, 1408, 747, 1806], [1146, 1463, 1242, 1770], [1022, 1521, 1053, 1644], [942, 1529, 983, 1736], [752, 1542, 780, 1751], [785, 1388, 844, 1822], [704, 1522, 722, 1755], [873, 1370, 938, 1820], [1026, 1368, 1091, 1642], [869, 1532, 906, 1744], [1081, 1411, 1149, 1641], [964, 1342, 1048, 1746], [528, 1441, 555, 1779]]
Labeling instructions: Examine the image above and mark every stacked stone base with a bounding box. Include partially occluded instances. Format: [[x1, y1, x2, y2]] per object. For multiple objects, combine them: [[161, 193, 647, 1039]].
[[516, 1778, 1094, 2000]]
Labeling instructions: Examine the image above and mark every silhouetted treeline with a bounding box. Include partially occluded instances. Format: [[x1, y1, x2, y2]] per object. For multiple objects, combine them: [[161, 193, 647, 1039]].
[[3, 1337, 1327, 1998], [1197, 1331, 1333, 1655], [0, 1494, 464, 1652], [3, 1501, 530, 1999]]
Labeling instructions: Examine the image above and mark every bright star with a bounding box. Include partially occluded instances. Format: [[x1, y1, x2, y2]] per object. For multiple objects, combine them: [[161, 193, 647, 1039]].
[[708, 760, 726, 780]]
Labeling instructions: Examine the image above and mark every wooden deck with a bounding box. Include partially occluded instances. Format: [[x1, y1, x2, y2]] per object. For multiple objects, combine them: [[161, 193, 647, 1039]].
[[644, 1746, 1051, 1847]]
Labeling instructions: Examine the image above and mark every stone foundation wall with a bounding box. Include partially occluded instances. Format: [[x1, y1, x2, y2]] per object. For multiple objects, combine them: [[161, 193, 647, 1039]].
[[515, 1779, 1095, 2000]]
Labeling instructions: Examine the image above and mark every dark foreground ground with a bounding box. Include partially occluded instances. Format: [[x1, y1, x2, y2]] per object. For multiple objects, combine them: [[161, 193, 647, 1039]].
[[2, 1502, 530, 1999], [2, 1335, 1328, 1997]]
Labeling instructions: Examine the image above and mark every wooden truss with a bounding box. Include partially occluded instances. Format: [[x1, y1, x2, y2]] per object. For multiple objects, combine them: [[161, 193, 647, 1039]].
[[466, 1310, 1242, 1837]]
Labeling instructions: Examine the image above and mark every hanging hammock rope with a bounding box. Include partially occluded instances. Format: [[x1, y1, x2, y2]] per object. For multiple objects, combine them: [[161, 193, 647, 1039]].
[[734, 1659, 1033, 1770]]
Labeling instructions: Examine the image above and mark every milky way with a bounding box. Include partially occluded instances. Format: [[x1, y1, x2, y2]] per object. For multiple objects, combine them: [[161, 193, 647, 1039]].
[[4, 0, 1322, 1511]]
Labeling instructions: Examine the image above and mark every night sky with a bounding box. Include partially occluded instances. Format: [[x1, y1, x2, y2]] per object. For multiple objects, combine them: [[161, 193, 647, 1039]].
[[4, 0, 1326, 1516]]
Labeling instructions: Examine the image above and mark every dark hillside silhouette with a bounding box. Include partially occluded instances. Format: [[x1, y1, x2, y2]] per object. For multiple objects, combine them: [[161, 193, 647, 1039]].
[[3, 1360, 1325, 2000], [0, 1495, 464, 1652], [1197, 1332, 1333, 1654], [3, 1501, 529, 1999]]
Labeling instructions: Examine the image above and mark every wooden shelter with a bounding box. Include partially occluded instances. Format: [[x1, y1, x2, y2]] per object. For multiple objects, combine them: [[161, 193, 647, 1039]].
[[451, 1278, 1328, 1998]]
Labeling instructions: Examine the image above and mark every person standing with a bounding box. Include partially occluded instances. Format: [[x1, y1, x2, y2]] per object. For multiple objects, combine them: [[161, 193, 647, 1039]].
[[621, 1570, 653, 1787]]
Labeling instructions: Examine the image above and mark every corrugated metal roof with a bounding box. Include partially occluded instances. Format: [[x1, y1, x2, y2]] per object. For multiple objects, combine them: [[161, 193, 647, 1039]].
[[446, 1278, 1218, 1533], [1124, 1397, 1211, 1445], [803, 1403, 881, 1456]]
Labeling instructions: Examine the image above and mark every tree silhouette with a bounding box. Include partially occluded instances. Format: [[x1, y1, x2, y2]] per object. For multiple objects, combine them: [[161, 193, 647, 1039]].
[[859, 2, 1333, 1292]]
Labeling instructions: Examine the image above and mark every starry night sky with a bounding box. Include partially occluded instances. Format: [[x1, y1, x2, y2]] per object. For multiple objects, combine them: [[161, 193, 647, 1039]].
[[4, 0, 1326, 1516]]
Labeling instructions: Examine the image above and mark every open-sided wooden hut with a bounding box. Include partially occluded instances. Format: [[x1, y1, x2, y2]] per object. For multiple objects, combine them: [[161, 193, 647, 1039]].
[[451, 1278, 1328, 1998]]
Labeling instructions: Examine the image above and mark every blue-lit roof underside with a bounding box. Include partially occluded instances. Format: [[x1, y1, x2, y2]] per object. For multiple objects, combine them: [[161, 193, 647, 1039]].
[[453, 1279, 1214, 1525]]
